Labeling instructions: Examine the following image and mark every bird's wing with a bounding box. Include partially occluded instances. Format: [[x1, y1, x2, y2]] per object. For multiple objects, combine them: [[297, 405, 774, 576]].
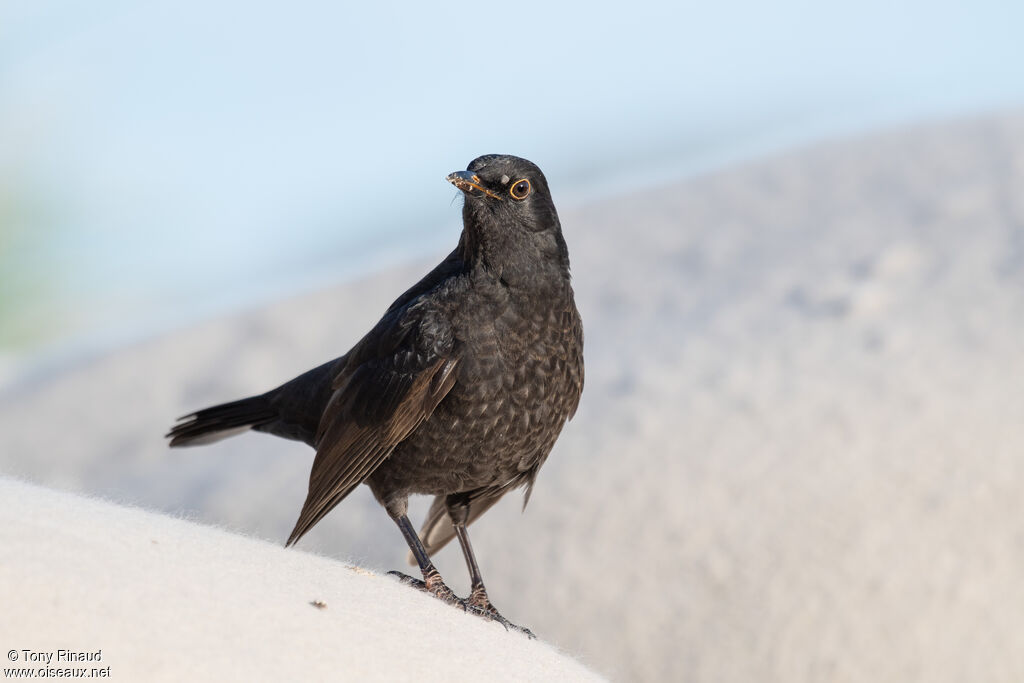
[[286, 302, 459, 546]]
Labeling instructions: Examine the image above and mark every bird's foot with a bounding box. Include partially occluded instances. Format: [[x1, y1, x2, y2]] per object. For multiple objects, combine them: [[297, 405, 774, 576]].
[[465, 587, 536, 639], [387, 568, 462, 607], [387, 570, 535, 638]]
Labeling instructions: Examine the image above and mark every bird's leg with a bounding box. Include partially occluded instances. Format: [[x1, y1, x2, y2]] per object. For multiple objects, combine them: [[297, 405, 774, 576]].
[[449, 512, 492, 610], [448, 497, 536, 639], [387, 512, 461, 606]]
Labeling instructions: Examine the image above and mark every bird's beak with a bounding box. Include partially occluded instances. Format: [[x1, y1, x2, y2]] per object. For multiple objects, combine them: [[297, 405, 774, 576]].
[[447, 171, 503, 200]]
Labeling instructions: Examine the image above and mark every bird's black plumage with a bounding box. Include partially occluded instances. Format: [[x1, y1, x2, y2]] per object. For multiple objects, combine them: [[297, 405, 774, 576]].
[[166, 155, 583, 634]]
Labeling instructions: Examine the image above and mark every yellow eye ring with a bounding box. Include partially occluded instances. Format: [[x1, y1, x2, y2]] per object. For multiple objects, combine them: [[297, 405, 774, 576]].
[[509, 179, 531, 200]]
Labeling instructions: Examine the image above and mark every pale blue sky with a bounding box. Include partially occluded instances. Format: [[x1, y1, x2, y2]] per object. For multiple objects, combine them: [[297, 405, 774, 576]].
[[3, 0, 1023, 361]]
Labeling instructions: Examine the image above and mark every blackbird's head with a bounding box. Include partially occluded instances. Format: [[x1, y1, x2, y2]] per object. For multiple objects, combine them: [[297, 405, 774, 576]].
[[448, 154, 567, 271]]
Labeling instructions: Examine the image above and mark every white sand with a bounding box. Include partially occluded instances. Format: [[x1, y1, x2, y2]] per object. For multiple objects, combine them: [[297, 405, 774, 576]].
[[0, 477, 603, 682], [3, 112, 1024, 681]]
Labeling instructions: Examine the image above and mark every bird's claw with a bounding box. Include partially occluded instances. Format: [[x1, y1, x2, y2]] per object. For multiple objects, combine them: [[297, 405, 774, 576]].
[[465, 601, 536, 639], [386, 570, 462, 606]]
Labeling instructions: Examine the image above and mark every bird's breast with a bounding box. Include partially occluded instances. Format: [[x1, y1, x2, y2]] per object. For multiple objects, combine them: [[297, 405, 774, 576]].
[[374, 277, 583, 496], [443, 285, 581, 445]]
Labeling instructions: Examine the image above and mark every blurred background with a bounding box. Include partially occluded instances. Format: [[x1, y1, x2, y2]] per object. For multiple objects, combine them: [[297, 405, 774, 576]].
[[7, 3, 1024, 681], [3, 0, 1024, 386]]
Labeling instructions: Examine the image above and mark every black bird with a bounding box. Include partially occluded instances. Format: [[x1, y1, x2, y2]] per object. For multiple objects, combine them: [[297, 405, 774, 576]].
[[167, 155, 584, 635]]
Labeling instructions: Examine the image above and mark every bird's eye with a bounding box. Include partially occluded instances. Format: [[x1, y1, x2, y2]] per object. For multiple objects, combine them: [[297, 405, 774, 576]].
[[510, 179, 531, 200]]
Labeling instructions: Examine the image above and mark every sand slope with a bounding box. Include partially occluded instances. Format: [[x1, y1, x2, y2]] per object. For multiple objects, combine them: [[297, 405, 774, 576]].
[[3, 112, 1024, 681], [0, 477, 602, 682]]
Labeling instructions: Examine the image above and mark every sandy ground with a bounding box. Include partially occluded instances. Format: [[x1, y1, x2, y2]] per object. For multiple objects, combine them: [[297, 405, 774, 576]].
[[0, 477, 602, 682], [3, 112, 1024, 681]]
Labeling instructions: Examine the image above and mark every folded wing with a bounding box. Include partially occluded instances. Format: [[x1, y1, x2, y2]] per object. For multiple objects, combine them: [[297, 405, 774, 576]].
[[286, 302, 459, 546]]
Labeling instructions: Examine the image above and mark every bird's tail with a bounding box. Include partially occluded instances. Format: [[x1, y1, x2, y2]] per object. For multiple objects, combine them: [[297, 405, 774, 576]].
[[166, 395, 276, 447]]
